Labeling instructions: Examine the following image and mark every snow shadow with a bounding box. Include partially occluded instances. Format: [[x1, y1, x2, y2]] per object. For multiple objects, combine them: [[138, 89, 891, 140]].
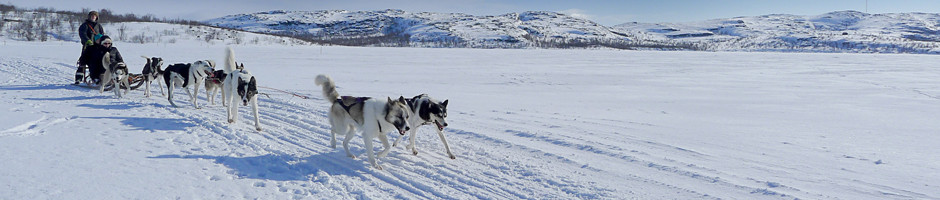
[[149, 152, 366, 181], [77, 102, 147, 110], [83, 116, 195, 132], [0, 84, 98, 93], [23, 95, 110, 101]]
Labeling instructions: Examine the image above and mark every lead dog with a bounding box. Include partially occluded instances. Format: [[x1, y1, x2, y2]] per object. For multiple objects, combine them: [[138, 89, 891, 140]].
[[140, 56, 165, 97], [391, 94, 453, 159], [315, 74, 411, 170], [100, 52, 129, 98], [221, 47, 262, 131], [163, 60, 215, 108]]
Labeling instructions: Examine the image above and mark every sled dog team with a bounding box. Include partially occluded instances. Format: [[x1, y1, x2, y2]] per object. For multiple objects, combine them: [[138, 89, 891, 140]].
[[94, 47, 452, 169]]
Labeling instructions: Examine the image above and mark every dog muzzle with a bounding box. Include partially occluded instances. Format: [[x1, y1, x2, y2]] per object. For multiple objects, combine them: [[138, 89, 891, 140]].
[[435, 121, 446, 131]]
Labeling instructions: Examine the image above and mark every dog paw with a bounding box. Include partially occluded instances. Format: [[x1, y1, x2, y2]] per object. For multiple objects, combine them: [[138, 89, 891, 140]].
[[412, 149, 419, 155], [227, 119, 234, 123], [373, 164, 384, 170], [255, 127, 263, 132], [449, 154, 456, 160]]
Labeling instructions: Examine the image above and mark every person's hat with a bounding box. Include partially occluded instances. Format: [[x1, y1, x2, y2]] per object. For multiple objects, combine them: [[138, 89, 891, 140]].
[[88, 11, 98, 18], [98, 35, 112, 45]]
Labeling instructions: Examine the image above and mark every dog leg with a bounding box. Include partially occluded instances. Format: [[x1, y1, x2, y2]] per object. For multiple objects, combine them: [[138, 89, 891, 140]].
[[121, 76, 129, 97], [206, 86, 213, 105], [144, 79, 151, 97], [330, 128, 337, 149], [252, 97, 262, 131], [220, 83, 227, 107], [392, 131, 405, 147], [226, 84, 237, 123], [99, 73, 110, 93], [378, 132, 392, 158], [343, 127, 356, 159], [437, 130, 456, 159], [364, 133, 382, 170], [190, 80, 201, 109], [167, 81, 178, 107], [408, 128, 419, 155], [158, 77, 165, 96], [113, 77, 121, 98], [227, 99, 237, 123]]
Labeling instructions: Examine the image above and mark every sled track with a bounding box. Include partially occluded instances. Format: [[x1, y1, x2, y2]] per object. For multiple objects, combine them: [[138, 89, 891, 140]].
[[139, 84, 631, 198]]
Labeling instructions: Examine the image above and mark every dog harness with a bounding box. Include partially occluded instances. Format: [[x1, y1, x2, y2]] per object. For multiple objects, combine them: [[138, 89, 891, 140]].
[[207, 70, 226, 84], [337, 96, 370, 124], [337, 96, 369, 113]]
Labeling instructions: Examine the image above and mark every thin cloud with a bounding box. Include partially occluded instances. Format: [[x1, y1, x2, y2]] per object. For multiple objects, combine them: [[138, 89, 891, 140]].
[[558, 9, 593, 20]]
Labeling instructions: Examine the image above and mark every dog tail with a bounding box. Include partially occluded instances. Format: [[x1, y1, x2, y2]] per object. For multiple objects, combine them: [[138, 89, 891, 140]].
[[315, 74, 339, 103], [224, 46, 236, 74], [102, 52, 112, 69]]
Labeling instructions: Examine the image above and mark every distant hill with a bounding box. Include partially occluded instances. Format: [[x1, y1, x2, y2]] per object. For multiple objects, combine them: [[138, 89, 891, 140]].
[[615, 11, 940, 53], [207, 9, 940, 53], [4, 5, 940, 53], [0, 8, 308, 46], [204, 9, 698, 50]]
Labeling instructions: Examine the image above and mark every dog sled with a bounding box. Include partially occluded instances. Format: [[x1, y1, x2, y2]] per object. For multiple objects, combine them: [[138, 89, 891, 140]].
[[74, 67, 147, 91]]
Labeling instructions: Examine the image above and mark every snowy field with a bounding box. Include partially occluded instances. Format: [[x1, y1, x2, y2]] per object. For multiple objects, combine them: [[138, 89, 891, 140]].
[[1, 40, 939, 199]]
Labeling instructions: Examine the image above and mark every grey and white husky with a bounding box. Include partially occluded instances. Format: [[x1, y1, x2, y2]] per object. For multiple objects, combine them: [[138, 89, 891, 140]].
[[392, 94, 453, 159], [100, 52, 129, 98], [315, 74, 411, 170]]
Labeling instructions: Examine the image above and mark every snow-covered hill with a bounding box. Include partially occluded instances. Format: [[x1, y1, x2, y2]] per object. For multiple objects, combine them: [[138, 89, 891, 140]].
[[205, 9, 940, 53], [204, 10, 645, 48], [615, 10, 940, 53]]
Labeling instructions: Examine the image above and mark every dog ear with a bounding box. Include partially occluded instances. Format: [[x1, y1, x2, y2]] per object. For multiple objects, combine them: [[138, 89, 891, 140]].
[[239, 63, 245, 69], [398, 96, 407, 104], [249, 77, 257, 90], [442, 100, 448, 107], [387, 97, 394, 105]]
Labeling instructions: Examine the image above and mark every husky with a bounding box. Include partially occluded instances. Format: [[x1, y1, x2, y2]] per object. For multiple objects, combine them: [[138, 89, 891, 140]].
[[392, 94, 453, 159], [140, 56, 165, 97], [221, 47, 262, 131], [163, 60, 215, 108], [206, 62, 244, 106], [100, 52, 129, 98], [315, 74, 411, 170]]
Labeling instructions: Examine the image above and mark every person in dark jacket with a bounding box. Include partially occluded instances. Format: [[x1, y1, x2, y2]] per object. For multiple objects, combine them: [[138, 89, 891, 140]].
[[79, 35, 123, 85], [75, 11, 105, 84]]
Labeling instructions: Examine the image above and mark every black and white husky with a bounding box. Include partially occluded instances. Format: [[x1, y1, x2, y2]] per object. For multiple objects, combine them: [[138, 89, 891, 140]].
[[221, 47, 262, 131], [140, 56, 165, 97], [163, 60, 215, 108], [392, 94, 453, 159], [315, 74, 411, 170], [100, 52, 129, 98]]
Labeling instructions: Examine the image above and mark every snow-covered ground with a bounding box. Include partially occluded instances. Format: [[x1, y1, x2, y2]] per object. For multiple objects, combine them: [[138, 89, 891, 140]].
[[1, 40, 939, 199]]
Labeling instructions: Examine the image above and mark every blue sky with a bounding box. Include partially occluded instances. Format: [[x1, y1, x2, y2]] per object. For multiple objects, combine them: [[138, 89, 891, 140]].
[[7, 0, 940, 25]]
